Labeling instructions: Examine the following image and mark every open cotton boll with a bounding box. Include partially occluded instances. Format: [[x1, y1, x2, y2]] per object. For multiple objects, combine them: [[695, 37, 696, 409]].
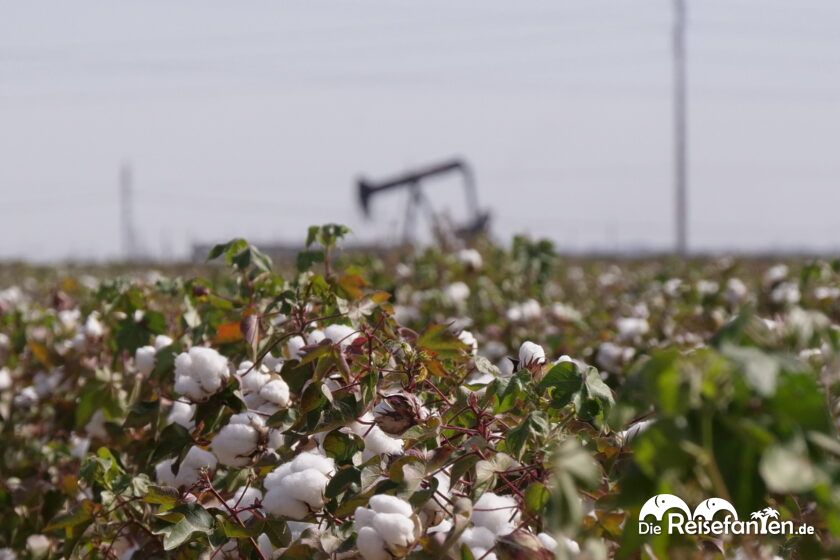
[[457, 248, 483, 270], [324, 324, 358, 349], [226, 487, 262, 522], [369, 494, 414, 517], [167, 400, 196, 429], [357, 526, 389, 560], [349, 413, 404, 459], [616, 317, 649, 341], [287, 335, 306, 359], [307, 329, 326, 345], [155, 446, 217, 488], [459, 526, 497, 552], [135, 346, 156, 377], [211, 422, 260, 467], [174, 347, 230, 401], [257, 534, 275, 558], [458, 330, 478, 356], [154, 334, 173, 350], [83, 313, 104, 338], [0, 367, 12, 391], [237, 361, 271, 395], [537, 532, 557, 550], [472, 493, 519, 536], [262, 451, 334, 520], [518, 341, 546, 370], [259, 379, 290, 407], [355, 495, 417, 559], [443, 282, 470, 306], [372, 513, 415, 547]]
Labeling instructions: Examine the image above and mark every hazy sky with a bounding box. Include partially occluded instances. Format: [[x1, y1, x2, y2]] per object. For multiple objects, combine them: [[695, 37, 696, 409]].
[[2, 1, 840, 261]]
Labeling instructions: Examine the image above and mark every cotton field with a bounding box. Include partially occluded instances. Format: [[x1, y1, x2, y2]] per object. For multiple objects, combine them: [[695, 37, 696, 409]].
[[0, 227, 839, 559]]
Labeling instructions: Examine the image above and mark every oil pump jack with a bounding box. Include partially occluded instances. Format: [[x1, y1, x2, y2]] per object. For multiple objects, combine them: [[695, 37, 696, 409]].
[[357, 158, 491, 244]]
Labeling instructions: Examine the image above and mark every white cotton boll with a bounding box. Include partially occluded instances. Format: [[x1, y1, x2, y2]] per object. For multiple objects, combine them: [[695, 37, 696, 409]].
[[354, 506, 376, 531], [226, 487, 262, 522], [307, 329, 326, 345], [372, 512, 415, 547], [764, 264, 788, 285], [174, 347, 230, 401], [83, 313, 104, 338], [167, 401, 196, 429], [263, 353, 284, 373], [154, 334, 173, 350], [443, 282, 470, 306], [155, 459, 177, 487], [260, 379, 290, 407], [357, 526, 389, 560], [287, 335, 306, 359], [771, 282, 800, 305], [460, 526, 497, 551], [267, 430, 285, 449], [238, 363, 271, 395], [362, 425, 404, 458], [537, 532, 557, 551], [324, 324, 358, 349], [264, 463, 294, 488], [428, 519, 453, 534], [369, 495, 413, 517], [14, 386, 39, 407], [616, 317, 649, 341], [171, 446, 218, 488], [69, 434, 90, 459], [564, 537, 580, 554], [0, 548, 15, 560], [290, 452, 335, 477], [135, 346, 156, 377], [457, 248, 483, 270], [597, 342, 634, 373], [211, 423, 259, 467], [85, 410, 108, 439], [518, 341, 546, 369], [0, 367, 12, 391], [26, 535, 50, 559], [472, 493, 519, 536], [263, 488, 310, 519], [458, 330, 478, 356], [283, 470, 329, 509], [520, 299, 542, 321], [58, 309, 81, 331]]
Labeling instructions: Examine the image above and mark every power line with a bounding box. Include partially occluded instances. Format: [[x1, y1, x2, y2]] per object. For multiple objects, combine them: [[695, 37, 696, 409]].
[[673, 0, 689, 256]]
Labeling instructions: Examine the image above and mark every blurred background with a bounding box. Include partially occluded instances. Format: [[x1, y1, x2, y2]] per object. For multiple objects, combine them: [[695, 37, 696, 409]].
[[2, 0, 839, 262]]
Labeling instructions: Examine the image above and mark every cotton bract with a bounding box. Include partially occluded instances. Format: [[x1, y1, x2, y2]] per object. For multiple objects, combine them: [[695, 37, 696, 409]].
[[174, 347, 230, 401], [262, 451, 335, 519]]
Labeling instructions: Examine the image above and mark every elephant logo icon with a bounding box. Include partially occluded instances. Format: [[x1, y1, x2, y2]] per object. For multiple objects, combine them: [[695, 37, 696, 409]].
[[639, 494, 693, 521], [693, 498, 739, 521]]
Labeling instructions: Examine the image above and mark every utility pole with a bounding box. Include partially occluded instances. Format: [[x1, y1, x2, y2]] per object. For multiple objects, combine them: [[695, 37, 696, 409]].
[[119, 162, 138, 261], [673, 0, 688, 256]]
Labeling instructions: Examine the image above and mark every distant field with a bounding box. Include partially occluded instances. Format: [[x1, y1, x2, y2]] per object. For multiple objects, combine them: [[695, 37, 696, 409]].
[[0, 230, 838, 559]]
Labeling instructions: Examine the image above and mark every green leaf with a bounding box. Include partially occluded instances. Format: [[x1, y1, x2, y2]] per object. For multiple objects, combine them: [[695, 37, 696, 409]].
[[123, 400, 160, 429], [153, 503, 215, 550], [539, 361, 582, 405], [152, 423, 193, 463]]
